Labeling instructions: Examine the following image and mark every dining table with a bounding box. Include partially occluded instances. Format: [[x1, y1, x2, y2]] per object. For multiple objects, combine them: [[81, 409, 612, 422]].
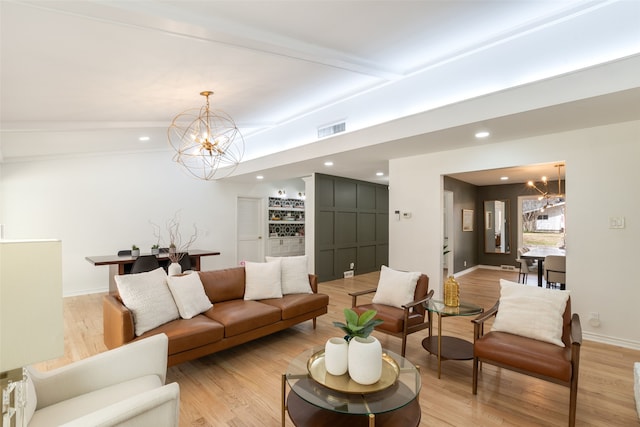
[[520, 247, 566, 287], [86, 249, 220, 293]]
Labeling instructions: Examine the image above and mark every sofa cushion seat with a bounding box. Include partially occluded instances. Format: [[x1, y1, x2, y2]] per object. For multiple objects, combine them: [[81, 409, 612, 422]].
[[136, 315, 224, 355], [353, 303, 424, 333], [29, 375, 162, 427], [261, 293, 329, 320], [474, 330, 572, 382], [205, 300, 281, 337]]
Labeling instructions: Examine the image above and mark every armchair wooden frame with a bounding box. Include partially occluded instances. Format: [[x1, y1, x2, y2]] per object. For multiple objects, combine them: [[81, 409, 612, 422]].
[[471, 300, 582, 426], [350, 274, 432, 357]]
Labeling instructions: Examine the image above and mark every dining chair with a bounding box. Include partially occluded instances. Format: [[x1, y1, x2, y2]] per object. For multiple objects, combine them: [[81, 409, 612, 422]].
[[544, 255, 566, 290], [130, 255, 160, 274], [515, 258, 528, 283]]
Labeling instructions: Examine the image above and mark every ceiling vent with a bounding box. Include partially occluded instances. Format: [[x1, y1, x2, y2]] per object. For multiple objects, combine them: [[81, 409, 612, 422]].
[[317, 121, 346, 139]]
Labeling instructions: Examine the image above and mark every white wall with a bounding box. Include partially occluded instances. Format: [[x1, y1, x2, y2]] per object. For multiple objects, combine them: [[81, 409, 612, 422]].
[[0, 150, 304, 296], [390, 120, 640, 348]]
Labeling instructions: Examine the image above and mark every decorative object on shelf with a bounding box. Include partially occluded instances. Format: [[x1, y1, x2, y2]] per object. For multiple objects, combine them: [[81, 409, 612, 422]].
[[333, 308, 384, 385], [444, 275, 460, 307], [151, 244, 160, 255], [324, 337, 349, 376], [1, 240, 64, 427], [131, 245, 140, 257], [168, 91, 244, 180]]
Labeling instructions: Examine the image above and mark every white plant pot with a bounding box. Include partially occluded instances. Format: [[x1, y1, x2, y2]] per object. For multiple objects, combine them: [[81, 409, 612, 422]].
[[348, 336, 382, 385], [168, 262, 182, 276], [324, 337, 348, 376]]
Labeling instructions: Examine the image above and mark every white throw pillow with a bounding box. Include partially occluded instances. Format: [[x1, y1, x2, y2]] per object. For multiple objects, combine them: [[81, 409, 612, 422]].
[[167, 273, 213, 319], [115, 267, 179, 336], [244, 260, 283, 300], [372, 265, 421, 308], [266, 255, 312, 294], [492, 279, 569, 347]]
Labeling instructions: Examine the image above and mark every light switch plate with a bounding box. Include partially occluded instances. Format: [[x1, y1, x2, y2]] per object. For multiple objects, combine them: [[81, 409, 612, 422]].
[[608, 216, 625, 229]]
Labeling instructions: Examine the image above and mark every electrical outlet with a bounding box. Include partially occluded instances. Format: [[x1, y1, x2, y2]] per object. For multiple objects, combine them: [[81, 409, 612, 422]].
[[589, 312, 601, 328], [464, 261, 467, 267], [350, 262, 354, 269]]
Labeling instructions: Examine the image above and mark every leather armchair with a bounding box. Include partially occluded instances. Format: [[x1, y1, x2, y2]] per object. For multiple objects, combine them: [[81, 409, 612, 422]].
[[472, 298, 582, 426], [27, 334, 179, 427], [350, 274, 431, 357]]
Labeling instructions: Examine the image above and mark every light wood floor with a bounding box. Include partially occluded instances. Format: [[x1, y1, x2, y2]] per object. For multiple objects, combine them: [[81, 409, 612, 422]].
[[39, 268, 640, 426]]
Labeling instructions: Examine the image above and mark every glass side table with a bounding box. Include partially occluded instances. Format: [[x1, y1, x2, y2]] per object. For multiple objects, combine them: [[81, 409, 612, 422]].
[[282, 346, 421, 427], [422, 299, 483, 379]]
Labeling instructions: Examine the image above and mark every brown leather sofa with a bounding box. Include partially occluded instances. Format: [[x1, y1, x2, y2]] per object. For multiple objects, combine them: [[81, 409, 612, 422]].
[[103, 266, 329, 366]]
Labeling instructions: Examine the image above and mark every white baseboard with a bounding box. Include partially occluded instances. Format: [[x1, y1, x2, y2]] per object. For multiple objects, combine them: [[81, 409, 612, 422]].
[[583, 332, 640, 351]]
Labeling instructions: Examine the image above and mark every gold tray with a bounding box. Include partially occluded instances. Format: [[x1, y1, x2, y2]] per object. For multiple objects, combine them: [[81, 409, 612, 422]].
[[307, 350, 399, 394]]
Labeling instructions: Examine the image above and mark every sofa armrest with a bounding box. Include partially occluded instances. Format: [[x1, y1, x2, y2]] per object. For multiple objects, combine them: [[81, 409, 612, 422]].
[[29, 334, 169, 410], [59, 382, 180, 427], [308, 274, 319, 293], [103, 294, 135, 349]]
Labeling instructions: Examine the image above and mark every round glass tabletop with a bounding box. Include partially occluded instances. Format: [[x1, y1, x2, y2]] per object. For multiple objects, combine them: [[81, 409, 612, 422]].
[[285, 346, 420, 416]]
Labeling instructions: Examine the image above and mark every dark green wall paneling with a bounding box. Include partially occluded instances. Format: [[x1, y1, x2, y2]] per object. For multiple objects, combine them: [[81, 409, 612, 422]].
[[315, 174, 389, 282]]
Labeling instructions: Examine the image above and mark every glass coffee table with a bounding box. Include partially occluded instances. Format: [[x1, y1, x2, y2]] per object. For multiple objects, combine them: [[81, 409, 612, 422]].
[[282, 346, 421, 426], [422, 299, 483, 379]]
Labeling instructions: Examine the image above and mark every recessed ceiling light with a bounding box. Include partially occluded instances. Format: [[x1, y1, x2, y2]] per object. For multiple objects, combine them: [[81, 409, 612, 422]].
[[475, 131, 490, 139], [500, 176, 509, 181], [256, 175, 264, 180], [376, 172, 384, 176], [324, 161, 334, 167], [139, 136, 150, 141]]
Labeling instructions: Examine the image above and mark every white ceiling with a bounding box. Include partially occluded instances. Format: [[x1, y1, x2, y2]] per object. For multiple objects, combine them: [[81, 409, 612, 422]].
[[1, 0, 639, 185]]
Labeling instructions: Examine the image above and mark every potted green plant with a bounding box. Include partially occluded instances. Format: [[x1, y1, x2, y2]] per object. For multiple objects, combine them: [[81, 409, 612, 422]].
[[333, 308, 383, 342], [151, 244, 159, 255], [333, 308, 384, 385], [131, 245, 140, 257]]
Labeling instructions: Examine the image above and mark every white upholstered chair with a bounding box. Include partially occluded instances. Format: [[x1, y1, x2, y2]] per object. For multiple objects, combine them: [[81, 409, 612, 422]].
[[26, 334, 179, 427]]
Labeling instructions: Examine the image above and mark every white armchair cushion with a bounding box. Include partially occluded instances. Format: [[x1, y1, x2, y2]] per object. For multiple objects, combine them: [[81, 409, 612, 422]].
[[29, 375, 162, 427], [244, 260, 283, 300], [492, 279, 569, 347], [115, 268, 179, 336], [266, 255, 312, 294], [59, 383, 180, 427], [167, 273, 213, 319], [372, 265, 421, 308]]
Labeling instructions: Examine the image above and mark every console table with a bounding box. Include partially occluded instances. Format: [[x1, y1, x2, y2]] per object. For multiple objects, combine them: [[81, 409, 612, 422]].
[[283, 346, 421, 426], [85, 249, 220, 293]]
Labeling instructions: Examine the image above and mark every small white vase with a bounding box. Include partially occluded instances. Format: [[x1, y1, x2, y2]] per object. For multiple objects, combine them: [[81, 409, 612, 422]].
[[168, 262, 182, 276], [324, 337, 348, 376], [348, 336, 382, 385]]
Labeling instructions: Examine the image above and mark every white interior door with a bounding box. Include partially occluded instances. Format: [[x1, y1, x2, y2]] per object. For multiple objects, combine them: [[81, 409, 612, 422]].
[[237, 197, 264, 264]]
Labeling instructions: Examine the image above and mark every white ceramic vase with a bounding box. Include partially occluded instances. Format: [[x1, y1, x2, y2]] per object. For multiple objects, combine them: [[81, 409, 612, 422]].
[[168, 262, 182, 276], [324, 337, 348, 376], [348, 336, 382, 385]]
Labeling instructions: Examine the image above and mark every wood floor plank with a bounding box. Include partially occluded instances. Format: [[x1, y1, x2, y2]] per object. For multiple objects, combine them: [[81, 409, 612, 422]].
[[36, 268, 640, 426]]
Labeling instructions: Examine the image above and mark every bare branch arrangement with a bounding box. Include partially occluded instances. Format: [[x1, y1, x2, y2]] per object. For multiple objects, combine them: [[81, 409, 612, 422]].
[[166, 212, 198, 263]]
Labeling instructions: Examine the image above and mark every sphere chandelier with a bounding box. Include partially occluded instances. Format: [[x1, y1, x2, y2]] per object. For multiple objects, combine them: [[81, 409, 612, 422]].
[[168, 91, 244, 180]]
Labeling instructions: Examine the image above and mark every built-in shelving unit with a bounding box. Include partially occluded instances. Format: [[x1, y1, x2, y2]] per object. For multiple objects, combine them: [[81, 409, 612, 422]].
[[267, 196, 305, 256]]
